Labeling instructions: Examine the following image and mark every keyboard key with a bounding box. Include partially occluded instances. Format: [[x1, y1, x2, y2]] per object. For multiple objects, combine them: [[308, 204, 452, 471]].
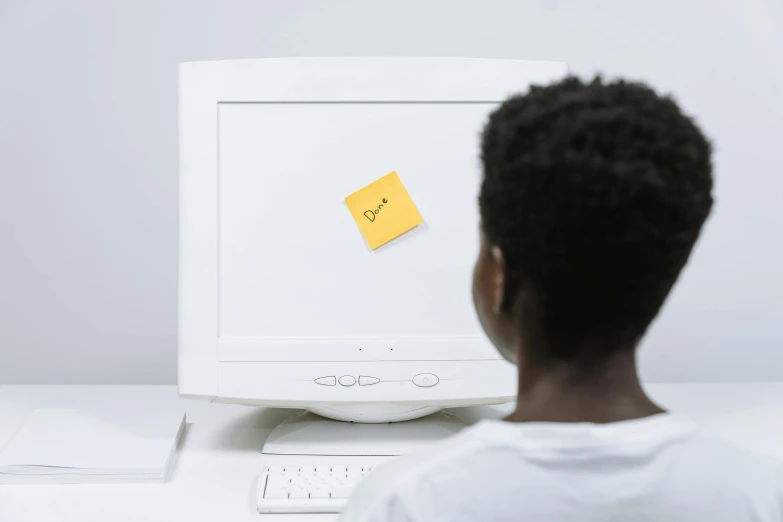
[[264, 473, 290, 499], [311, 486, 330, 499], [332, 484, 356, 499], [289, 487, 309, 499]]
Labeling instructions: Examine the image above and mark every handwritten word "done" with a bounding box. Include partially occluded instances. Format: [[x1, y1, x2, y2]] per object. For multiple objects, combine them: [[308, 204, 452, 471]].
[[363, 198, 389, 222]]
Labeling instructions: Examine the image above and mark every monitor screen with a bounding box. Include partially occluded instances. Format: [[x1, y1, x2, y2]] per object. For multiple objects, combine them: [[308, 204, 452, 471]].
[[218, 101, 498, 357]]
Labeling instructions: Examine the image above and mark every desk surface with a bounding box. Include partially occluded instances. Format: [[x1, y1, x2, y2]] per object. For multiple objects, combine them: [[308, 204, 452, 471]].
[[3, 384, 783, 522]]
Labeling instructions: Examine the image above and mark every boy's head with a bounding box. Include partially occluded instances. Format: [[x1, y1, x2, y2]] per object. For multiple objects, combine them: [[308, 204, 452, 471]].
[[473, 76, 713, 369]]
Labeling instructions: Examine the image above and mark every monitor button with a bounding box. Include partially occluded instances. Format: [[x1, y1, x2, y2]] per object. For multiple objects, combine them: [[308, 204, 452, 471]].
[[314, 376, 336, 386], [412, 373, 439, 387], [338, 375, 356, 387], [358, 376, 380, 386]]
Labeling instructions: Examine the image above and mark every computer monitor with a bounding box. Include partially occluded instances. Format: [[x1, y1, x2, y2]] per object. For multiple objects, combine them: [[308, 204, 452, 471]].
[[178, 57, 568, 424]]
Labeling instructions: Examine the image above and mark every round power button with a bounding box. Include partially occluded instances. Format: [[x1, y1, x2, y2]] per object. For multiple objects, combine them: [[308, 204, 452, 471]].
[[412, 373, 439, 387]]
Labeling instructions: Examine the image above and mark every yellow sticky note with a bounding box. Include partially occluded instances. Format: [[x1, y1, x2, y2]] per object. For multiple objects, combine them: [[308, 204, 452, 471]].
[[345, 171, 424, 250]]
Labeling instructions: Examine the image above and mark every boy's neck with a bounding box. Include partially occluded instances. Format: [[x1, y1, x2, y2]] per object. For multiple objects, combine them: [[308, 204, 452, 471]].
[[506, 351, 665, 424]]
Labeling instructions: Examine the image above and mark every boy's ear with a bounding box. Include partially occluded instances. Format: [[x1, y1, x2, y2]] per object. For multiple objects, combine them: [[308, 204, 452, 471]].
[[490, 245, 506, 315]]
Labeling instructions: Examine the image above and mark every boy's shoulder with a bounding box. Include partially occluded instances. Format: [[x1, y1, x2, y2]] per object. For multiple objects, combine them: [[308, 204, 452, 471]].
[[673, 429, 783, 484], [363, 420, 498, 490], [341, 416, 783, 522], [340, 421, 498, 521]]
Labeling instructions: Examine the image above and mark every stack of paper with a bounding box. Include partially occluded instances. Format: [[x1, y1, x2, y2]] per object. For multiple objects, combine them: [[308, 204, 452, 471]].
[[0, 408, 185, 483]]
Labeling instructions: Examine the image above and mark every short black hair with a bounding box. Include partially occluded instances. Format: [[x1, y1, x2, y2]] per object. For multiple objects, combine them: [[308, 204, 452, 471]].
[[479, 76, 713, 366]]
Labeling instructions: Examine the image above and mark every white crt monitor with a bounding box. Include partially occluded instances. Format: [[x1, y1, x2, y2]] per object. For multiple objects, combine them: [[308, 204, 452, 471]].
[[178, 57, 568, 422]]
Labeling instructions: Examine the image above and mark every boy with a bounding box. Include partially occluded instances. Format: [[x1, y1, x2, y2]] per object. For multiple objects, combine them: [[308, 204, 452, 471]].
[[340, 77, 783, 521]]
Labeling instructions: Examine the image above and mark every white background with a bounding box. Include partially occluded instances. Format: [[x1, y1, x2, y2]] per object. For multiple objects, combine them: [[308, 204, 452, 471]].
[[1, 0, 781, 384]]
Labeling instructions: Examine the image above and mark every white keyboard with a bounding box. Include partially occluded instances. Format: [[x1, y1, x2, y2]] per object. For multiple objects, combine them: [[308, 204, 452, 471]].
[[257, 457, 389, 513]]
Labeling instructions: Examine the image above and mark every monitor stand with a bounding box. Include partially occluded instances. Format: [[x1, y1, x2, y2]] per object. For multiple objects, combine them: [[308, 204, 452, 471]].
[[263, 410, 466, 457]]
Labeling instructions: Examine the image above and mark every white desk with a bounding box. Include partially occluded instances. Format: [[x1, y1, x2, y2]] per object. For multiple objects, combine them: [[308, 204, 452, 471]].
[[2, 384, 783, 522]]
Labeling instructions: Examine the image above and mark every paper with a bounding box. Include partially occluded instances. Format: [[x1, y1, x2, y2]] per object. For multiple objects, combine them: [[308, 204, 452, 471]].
[[0, 408, 185, 483], [345, 171, 424, 250]]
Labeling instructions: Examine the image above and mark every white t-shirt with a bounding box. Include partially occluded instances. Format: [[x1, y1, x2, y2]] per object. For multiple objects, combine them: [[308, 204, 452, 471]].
[[340, 413, 783, 522]]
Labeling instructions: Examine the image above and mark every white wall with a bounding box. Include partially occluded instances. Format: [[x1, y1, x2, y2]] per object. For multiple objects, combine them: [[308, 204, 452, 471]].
[[1, 0, 781, 384]]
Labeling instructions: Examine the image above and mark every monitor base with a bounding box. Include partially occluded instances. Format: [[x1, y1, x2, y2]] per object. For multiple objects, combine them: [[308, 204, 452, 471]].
[[262, 410, 465, 456], [308, 403, 442, 423]]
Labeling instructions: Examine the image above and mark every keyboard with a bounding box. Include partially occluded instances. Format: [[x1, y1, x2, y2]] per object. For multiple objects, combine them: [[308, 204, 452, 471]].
[[257, 457, 390, 513]]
